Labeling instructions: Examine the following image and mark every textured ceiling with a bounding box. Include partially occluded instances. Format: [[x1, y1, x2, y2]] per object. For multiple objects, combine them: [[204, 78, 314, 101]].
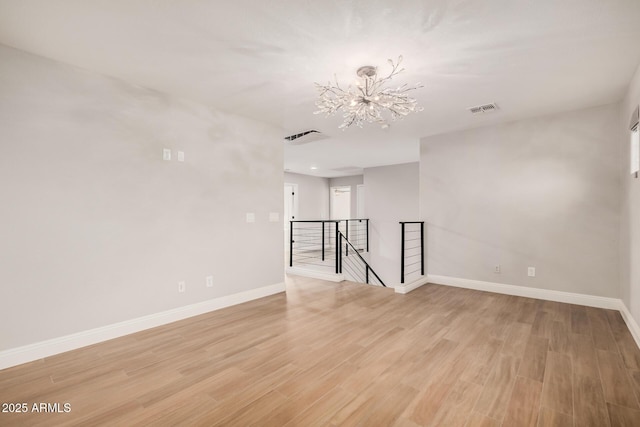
[[1, 0, 639, 177]]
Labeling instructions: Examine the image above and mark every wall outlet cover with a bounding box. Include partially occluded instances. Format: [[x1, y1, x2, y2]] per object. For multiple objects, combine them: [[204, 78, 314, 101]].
[[163, 148, 171, 161], [177, 151, 185, 162], [178, 281, 186, 292], [206, 276, 213, 288], [246, 213, 255, 223], [528, 267, 536, 277]]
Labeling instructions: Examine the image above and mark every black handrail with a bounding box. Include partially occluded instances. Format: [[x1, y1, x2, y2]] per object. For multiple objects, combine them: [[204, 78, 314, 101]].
[[399, 221, 424, 284], [338, 231, 385, 287]]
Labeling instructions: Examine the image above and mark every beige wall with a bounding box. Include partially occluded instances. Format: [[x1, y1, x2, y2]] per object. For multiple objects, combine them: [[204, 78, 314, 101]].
[[420, 104, 621, 297], [0, 46, 284, 351], [364, 163, 420, 287], [284, 172, 329, 220], [620, 62, 640, 321]]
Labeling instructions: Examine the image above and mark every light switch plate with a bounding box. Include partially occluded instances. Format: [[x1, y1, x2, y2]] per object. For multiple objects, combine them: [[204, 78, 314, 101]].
[[528, 267, 536, 277], [177, 151, 185, 162], [206, 276, 213, 288], [246, 213, 255, 223], [163, 148, 171, 161]]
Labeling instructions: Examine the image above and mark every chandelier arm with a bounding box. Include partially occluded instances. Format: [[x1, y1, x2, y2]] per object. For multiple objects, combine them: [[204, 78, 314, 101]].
[[366, 108, 380, 122], [342, 113, 357, 128], [318, 84, 348, 96], [379, 58, 402, 82], [378, 91, 413, 101], [386, 103, 413, 116], [333, 74, 344, 91], [396, 87, 421, 94], [360, 79, 366, 96], [372, 68, 396, 90], [369, 79, 385, 94], [393, 83, 424, 94]]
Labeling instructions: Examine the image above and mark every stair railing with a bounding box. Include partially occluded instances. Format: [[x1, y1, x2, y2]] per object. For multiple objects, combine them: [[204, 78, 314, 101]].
[[338, 231, 385, 287], [400, 221, 424, 284], [289, 219, 370, 274]]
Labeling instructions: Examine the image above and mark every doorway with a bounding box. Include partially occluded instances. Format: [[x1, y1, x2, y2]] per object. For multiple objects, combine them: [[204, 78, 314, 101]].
[[330, 186, 351, 220]]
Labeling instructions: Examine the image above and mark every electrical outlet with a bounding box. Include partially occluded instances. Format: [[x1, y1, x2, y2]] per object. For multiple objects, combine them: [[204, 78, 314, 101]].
[[163, 148, 171, 161], [494, 265, 501, 274], [178, 281, 186, 293], [246, 213, 255, 223], [177, 151, 185, 162], [206, 276, 213, 288], [528, 267, 536, 277]]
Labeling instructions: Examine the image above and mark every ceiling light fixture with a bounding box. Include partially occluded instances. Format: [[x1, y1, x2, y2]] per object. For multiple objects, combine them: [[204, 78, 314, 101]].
[[314, 56, 423, 130]]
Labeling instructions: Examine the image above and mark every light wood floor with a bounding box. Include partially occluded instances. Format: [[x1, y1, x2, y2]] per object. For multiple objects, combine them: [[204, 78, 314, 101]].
[[2, 276, 640, 426]]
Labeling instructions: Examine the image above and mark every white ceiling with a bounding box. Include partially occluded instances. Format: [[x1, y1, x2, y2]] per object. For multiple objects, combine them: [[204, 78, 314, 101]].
[[1, 0, 639, 177]]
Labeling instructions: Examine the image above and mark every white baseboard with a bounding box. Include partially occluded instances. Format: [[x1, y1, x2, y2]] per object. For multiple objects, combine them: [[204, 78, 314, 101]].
[[427, 274, 621, 309], [395, 276, 429, 294], [618, 302, 640, 350], [0, 282, 285, 371], [286, 266, 344, 282]]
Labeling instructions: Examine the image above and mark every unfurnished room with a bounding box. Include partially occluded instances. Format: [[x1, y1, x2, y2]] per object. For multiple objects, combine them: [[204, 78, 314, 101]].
[[2, 1, 640, 426]]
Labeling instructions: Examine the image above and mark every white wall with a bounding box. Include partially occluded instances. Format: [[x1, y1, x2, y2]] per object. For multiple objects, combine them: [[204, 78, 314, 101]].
[[364, 163, 419, 287], [420, 104, 621, 297], [620, 62, 640, 323], [0, 46, 284, 352], [284, 172, 329, 220], [329, 175, 363, 218]]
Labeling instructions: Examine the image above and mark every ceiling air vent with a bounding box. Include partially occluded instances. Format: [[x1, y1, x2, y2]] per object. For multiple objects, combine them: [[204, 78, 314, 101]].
[[284, 129, 328, 145], [468, 103, 499, 114]]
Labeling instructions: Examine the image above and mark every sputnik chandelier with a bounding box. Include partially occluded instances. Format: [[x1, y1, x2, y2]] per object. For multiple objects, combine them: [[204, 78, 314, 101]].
[[314, 56, 423, 129]]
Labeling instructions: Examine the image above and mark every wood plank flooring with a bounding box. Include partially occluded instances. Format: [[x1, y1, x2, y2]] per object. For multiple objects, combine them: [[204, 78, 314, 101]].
[[1, 275, 640, 426]]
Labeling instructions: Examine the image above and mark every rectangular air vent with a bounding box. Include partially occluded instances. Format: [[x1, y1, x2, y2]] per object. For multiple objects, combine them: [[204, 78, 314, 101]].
[[468, 103, 499, 114], [284, 129, 328, 145]]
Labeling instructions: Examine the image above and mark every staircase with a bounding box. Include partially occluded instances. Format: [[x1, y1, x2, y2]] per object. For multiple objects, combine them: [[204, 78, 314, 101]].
[[287, 219, 384, 286]]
